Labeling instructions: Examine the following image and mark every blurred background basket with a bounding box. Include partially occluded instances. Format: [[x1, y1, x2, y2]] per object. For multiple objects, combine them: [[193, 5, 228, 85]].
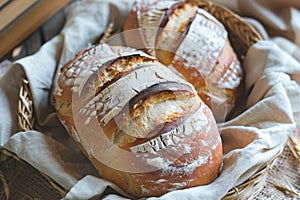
[[1, 0, 299, 199]]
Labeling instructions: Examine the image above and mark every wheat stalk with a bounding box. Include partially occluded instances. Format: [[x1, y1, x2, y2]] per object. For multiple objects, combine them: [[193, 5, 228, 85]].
[[272, 136, 300, 198], [274, 181, 300, 198]]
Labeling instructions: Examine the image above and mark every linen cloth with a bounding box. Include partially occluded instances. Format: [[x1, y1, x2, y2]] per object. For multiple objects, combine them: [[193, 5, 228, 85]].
[[0, 0, 300, 199]]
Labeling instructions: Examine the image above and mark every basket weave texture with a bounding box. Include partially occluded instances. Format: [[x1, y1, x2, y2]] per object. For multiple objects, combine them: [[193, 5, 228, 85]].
[[1, 0, 299, 199], [0, 149, 65, 200]]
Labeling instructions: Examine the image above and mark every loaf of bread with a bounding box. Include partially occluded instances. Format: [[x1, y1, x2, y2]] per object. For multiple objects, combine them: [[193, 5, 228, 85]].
[[53, 43, 223, 198], [124, 0, 243, 122]]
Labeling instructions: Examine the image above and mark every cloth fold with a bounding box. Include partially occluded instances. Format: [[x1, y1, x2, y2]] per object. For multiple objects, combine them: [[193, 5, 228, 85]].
[[0, 0, 300, 200]]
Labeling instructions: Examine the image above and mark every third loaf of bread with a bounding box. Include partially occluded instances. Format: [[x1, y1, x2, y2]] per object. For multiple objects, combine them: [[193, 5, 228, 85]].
[[124, 0, 243, 122]]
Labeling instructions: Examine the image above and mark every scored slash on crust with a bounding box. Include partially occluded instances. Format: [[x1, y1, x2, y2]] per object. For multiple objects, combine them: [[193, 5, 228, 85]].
[[130, 127, 181, 153]]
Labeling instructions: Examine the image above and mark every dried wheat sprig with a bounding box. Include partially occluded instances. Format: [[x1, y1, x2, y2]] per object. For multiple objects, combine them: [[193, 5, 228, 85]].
[[99, 22, 114, 44], [287, 136, 300, 163], [274, 181, 300, 198]]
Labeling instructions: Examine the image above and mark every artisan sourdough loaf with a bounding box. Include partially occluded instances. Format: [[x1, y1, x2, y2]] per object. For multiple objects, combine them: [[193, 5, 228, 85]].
[[53, 43, 223, 198], [124, 0, 243, 121]]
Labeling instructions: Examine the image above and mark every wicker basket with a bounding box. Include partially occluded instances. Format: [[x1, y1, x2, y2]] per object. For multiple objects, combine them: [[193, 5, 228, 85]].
[[0, 149, 66, 200], [1, 0, 283, 199]]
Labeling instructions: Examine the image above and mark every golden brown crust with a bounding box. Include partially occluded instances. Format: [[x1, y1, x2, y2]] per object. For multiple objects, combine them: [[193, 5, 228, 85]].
[[127, 82, 196, 117]]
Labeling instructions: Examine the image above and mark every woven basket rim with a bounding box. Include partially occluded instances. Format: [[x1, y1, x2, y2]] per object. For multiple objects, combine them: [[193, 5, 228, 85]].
[[12, 0, 275, 199]]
